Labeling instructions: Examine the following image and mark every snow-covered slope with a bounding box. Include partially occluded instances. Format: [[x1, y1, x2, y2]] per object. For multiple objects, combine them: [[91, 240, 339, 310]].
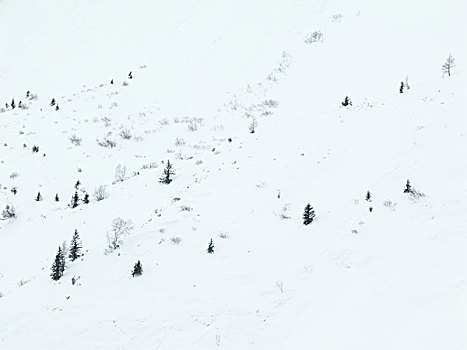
[[0, 0, 466, 349]]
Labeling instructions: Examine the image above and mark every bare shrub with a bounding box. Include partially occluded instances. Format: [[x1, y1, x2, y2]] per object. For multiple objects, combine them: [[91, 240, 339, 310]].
[[97, 137, 117, 148], [175, 138, 186, 147], [180, 205, 193, 212], [18, 279, 30, 287], [69, 134, 82, 146], [119, 129, 132, 140], [278, 204, 291, 220], [94, 185, 109, 201], [114, 164, 127, 183], [170, 237, 182, 245], [9, 172, 19, 179], [187, 120, 198, 132], [218, 232, 229, 239], [159, 118, 169, 126], [305, 31, 323, 44], [107, 218, 134, 251], [141, 162, 158, 170]]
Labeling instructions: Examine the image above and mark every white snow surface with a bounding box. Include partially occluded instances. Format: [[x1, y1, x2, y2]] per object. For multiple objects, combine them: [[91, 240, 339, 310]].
[[0, 0, 466, 349]]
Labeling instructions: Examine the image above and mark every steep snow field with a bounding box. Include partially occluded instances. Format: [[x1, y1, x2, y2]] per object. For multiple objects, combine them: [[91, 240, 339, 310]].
[[0, 0, 466, 349]]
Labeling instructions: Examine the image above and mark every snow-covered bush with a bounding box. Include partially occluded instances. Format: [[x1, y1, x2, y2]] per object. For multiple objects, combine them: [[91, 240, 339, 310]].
[[2, 205, 16, 219]]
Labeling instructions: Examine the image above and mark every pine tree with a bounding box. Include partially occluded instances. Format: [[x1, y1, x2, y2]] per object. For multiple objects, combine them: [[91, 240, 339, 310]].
[[83, 193, 90, 204], [132, 260, 143, 277], [399, 81, 404, 93], [75, 180, 81, 189], [70, 191, 79, 208], [50, 98, 55, 106], [206, 239, 214, 254], [128, 71, 133, 79], [159, 160, 175, 184], [341, 96, 352, 107], [50, 246, 65, 281], [403, 179, 412, 193], [365, 191, 372, 202], [110, 79, 114, 84], [11, 99, 15, 109], [35, 192, 43, 201], [55, 193, 59, 201], [69, 229, 82, 261], [303, 203, 316, 225]]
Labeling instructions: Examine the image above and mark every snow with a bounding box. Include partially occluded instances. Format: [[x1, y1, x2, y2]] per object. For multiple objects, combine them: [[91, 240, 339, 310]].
[[0, 0, 466, 349]]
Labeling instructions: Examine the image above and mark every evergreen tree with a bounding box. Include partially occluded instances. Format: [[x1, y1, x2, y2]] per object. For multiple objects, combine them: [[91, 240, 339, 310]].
[[303, 203, 316, 225], [403, 179, 412, 193], [365, 191, 372, 202], [399, 81, 404, 93], [35, 192, 43, 201], [75, 180, 81, 189], [50, 98, 56, 106], [128, 71, 133, 79], [70, 191, 79, 208], [159, 160, 175, 184], [55, 104, 59, 111], [206, 239, 214, 254], [110, 79, 114, 84], [83, 193, 90, 204], [50, 246, 65, 281], [341, 96, 352, 107], [132, 260, 143, 277], [55, 193, 59, 201], [11, 98, 15, 109], [69, 229, 82, 261]]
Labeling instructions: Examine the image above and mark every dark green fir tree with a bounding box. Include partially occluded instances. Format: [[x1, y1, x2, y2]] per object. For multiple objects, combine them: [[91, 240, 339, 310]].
[[51, 246, 65, 281], [69, 229, 82, 262], [159, 160, 175, 184], [303, 203, 316, 225], [132, 260, 143, 277]]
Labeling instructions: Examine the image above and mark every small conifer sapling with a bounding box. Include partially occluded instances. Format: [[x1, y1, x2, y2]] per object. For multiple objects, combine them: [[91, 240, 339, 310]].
[[51, 246, 65, 281], [132, 260, 143, 277], [207, 239, 214, 254], [69, 229, 82, 261], [159, 160, 175, 184], [303, 203, 316, 225]]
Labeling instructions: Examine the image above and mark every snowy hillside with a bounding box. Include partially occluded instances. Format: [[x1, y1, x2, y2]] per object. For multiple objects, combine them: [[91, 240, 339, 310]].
[[0, 0, 466, 349]]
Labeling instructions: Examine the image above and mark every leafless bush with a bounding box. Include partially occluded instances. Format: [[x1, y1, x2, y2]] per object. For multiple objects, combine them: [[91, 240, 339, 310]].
[[101, 117, 112, 127], [195, 159, 203, 165], [97, 137, 117, 148], [305, 31, 323, 44], [332, 13, 343, 22], [188, 120, 198, 132], [180, 205, 193, 212], [119, 129, 132, 140], [175, 138, 186, 147], [18, 279, 29, 287], [383, 200, 397, 210], [69, 134, 82, 146], [141, 162, 158, 170], [114, 164, 127, 183], [159, 118, 169, 126], [249, 118, 258, 133], [409, 189, 425, 201], [276, 281, 284, 293], [94, 185, 109, 201], [107, 217, 134, 251], [9, 172, 19, 179], [278, 204, 291, 220], [218, 232, 229, 239], [170, 237, 182, 245]]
